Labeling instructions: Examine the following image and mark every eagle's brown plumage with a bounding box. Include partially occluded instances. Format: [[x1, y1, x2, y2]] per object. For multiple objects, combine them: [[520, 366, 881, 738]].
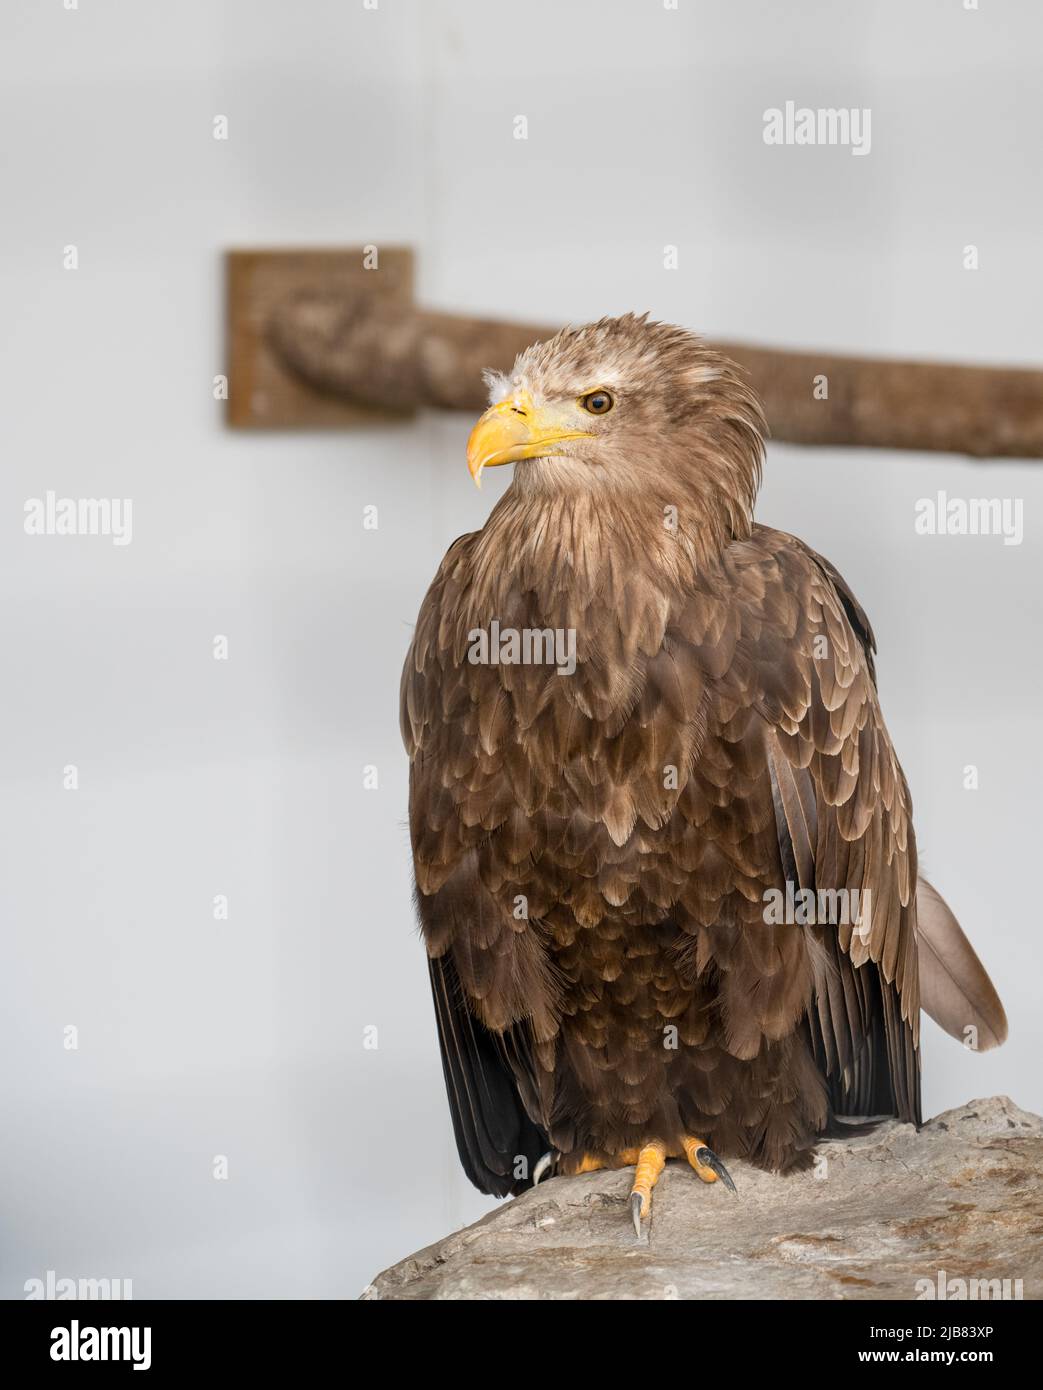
[[401, 314, 1006, 1197]]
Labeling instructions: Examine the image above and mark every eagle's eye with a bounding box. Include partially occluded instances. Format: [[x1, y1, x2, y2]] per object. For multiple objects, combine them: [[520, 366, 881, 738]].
[[580, 389, 614, 416]]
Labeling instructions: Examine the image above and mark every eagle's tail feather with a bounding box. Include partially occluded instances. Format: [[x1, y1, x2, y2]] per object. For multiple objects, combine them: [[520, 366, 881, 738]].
[[915, 876, 1007, 1051]]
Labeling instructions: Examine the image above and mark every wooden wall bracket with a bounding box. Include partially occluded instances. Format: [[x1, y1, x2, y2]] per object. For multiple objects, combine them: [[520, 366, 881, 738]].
[[225, 247, 415, 429]]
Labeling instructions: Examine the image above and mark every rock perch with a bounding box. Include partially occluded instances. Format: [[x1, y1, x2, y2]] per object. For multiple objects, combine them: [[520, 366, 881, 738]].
[[366, 1097, 1042, 1300]]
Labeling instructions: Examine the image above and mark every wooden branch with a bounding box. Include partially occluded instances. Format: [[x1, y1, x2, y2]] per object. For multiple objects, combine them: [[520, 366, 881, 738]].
[[267, 291, 1043, 459]]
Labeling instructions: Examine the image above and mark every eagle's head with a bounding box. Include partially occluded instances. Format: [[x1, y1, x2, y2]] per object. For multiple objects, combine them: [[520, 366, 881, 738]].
[[467, 313, 765, 543]]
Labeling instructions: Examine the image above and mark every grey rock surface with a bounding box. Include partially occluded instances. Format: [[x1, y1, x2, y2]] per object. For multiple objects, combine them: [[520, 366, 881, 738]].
[[366, 1097, 1042, 1300]]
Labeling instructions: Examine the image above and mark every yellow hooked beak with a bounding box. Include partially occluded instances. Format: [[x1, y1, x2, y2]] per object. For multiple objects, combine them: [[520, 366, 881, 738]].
[[466, 390, 593, 487]]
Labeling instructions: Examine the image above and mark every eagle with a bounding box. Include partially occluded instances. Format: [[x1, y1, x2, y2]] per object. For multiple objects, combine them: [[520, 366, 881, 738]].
[[400, 314, 1007, 1236]]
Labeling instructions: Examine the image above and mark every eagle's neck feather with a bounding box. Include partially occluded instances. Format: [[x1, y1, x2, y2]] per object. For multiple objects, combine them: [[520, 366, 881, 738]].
[[465, 479, 747, 623]]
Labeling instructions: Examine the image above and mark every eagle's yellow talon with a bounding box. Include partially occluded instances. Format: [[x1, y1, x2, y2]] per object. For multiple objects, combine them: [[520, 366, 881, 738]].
[[560, 1137, 735, 1225], [628, 1140, 667, 1235], [682, 1135, 717, 1182], [683, 1135, 738, 1193]]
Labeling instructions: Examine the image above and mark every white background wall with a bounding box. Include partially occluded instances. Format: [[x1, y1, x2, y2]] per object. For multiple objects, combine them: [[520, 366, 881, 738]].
[[1, 0, 1040, 1299]]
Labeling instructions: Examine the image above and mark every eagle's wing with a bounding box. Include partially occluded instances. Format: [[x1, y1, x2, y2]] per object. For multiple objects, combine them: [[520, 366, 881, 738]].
[[797, 544, 1004, 1053], [427, 950, 548, 1197], [402, 536, 555, 1196], [751, 528, 921, 1122], [755, 527, 1005, 1124]]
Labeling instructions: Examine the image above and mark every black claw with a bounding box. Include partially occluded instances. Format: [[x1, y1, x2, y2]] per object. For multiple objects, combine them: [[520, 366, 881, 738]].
[[630, 1191, 646, 1239], [532, 1150, 558, 1187], [696, 1145, 738, 1195]]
